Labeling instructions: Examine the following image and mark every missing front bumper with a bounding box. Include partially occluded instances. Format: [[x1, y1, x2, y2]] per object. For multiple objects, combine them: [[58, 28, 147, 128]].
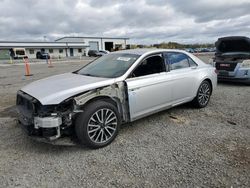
[[18, 115, 63, 141], [34, 116, 62, 140], [34, 116, 62, 129], [18, 121, 76, 145]]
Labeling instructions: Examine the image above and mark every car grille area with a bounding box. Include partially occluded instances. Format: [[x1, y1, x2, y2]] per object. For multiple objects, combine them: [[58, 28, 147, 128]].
[[215, 62, 237, 71], [17, 93, 34, 112], [16, 91, 36, 118], [16, 91, 63, 138], [16, 91, 37, 132]]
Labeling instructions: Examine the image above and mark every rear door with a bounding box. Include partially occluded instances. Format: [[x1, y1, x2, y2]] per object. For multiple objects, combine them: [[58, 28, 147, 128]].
[[126, 53, 173, 121], [164, 52, 198, 104]]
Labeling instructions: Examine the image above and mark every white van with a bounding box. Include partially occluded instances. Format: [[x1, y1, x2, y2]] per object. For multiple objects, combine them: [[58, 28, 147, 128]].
[[11, 48, 27, 59]]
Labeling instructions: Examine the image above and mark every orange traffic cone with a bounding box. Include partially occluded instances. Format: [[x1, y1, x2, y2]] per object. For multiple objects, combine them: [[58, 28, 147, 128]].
[[23, 57, 33, 76]]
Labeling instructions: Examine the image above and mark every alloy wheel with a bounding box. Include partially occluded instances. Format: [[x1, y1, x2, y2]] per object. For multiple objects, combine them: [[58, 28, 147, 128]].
[[87, 108, 118, 144], [198, 82, 211, 106]]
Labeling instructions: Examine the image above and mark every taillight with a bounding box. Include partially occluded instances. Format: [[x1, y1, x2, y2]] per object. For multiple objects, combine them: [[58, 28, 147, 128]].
[[214, 69, 218, 74]]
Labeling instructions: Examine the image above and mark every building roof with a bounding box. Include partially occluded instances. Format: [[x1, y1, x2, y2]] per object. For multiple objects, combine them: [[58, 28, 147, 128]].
[[55, 36, 129, 41], [0, 41, 89, 49]]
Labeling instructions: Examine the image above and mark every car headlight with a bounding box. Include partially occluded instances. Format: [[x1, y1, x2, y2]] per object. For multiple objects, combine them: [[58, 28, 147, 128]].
[[241, 59, 250, 68]]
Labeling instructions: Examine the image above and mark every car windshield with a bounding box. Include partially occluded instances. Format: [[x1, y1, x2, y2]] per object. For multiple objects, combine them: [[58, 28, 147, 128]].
[[77, 53, 140, 78]]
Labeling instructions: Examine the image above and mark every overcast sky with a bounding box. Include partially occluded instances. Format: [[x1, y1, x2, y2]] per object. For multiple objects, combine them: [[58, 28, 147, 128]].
[[0, 0, 249, 44]]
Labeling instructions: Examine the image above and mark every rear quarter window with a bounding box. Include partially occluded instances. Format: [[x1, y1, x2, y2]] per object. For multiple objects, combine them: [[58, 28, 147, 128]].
[[166, 52, 190, 70]]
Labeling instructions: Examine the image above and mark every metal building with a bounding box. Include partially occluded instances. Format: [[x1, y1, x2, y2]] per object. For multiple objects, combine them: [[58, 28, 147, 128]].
[[0, 41, 88, 59], [0, 36, 129, 59], [55, 36, 129, 52]]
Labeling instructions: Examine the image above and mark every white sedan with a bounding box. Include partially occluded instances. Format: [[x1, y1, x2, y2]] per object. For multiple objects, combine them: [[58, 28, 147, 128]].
[[16, 49, 217, 148]]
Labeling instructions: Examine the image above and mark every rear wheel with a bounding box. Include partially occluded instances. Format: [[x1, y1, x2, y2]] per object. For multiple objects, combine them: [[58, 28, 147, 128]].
[[75, 100, 121, 148], [192, 80, 212, 108]]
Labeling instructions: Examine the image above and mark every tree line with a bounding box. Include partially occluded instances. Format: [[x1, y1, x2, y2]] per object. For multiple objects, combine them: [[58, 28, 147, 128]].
[[129, 42, 214, 49]]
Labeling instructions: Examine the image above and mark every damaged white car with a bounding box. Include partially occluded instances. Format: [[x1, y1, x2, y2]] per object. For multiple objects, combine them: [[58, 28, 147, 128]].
[[17, 49, 217, 148]]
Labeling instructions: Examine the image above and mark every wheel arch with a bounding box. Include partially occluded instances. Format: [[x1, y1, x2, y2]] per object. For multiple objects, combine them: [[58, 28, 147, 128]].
[[194, 77, 213, 98], [203, 78, 213, 94], [191, 77, 213, 108], [73, 82, 130, 123], [82, 95, 123, 117], [74, 97, 121, 148]]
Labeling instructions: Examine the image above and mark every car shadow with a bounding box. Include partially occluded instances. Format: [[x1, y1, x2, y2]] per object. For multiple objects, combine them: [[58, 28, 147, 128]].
[[2, 102, 199, 153], [218, 81, 250, 87], [120, 102, 195, 131]]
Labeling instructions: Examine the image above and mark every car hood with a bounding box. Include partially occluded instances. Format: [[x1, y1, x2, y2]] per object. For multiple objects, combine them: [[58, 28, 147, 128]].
[[21, 73, 115, 105], [215, 36, 250, 54]]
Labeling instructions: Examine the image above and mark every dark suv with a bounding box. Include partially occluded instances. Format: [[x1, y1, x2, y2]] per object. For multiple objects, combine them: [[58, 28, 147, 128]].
[[36, 51, 50, 59]]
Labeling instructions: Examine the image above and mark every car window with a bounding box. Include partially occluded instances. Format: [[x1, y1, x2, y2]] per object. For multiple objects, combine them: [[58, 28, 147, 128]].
[[16, 50, 25, 55], [77, 53, 139, 78], [165, 52, 190, 70], [131, 54, 166, 77]]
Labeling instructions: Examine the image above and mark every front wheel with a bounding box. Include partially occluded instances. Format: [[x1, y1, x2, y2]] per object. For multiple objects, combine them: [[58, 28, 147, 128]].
[[75, 100, 121, 149], [192, 80, 212, 108]]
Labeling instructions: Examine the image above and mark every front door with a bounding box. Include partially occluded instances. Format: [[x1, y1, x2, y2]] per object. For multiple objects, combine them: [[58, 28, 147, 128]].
[[125, 54, 172, 121]]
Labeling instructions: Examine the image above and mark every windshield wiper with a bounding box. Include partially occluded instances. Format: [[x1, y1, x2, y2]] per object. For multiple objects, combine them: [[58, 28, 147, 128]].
[[76, 72, 106, 78], [82, 73, 96, 77], [81, 73, 105, 78]]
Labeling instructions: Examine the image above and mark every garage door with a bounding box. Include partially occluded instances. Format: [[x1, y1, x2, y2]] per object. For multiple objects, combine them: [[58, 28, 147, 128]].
[[89, 41, 99, 51]]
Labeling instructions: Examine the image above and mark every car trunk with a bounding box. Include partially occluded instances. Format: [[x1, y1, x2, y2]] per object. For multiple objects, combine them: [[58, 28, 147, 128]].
[[215, 36, 250, 71]]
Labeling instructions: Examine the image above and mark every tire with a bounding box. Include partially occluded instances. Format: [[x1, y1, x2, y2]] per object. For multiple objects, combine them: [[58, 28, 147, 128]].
[[192, 80, 212, 108], [75, 100, 121, 149]]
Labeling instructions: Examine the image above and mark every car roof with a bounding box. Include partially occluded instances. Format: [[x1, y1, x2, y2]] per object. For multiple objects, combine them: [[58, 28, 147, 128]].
[[217, 36, 250, 41], [111, 48, 188, 55], [111, 48, 207, 67]]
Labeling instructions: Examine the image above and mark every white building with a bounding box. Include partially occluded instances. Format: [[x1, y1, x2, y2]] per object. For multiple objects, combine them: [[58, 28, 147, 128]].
[[56, 36, 129, 52], [0, 36, 129, 59], [0, 41, 88, 59]]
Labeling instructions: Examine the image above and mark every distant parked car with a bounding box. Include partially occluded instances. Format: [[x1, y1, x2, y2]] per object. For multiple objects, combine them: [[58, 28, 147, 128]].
[[36, 51, 50, 59], [214, 36, 250, 84], [200, 48, 210, 53], [88, 50, 109, 57], [17, 49, 217, 148], [184, 48, 195, 53], [208, 47, 216, 52]]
